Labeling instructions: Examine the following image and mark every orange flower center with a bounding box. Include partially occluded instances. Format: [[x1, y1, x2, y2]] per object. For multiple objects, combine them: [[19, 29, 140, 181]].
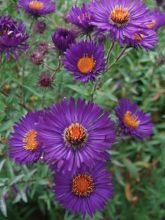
[[110, 6, 130, 26], [146, 20, 157, 29], [123, 111, 140, 129], [64, 123, 87, 147], [77, 56, 96, 74], [134, 33, 145, 42], [29, 1, 44, 10], [72, 174, 94, 197], [23, 130, 39, 151]]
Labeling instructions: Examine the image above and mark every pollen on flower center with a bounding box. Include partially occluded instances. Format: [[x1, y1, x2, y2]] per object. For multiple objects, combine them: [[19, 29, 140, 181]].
[[29, 1, 44, 10], [146, 20, 157, 29], [77, 56, 96, 74], [72, 174, 94, 197], [123, 111, 140, 129], [110, 6, 130, 26], [23, 130, 39, 151], [134, 33, 145, 42], [64, 123, 87, 147]]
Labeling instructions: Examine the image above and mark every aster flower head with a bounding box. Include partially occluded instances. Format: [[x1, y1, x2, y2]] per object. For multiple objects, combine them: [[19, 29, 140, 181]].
[[38, 72, 53, 89], [30, 50, 44, 65], [38, 98, 115, 172], [9, 112, 43, 164], [0, 16, 28, 59], [146, 10, 165, 31], [124, 28, 158, 50], [63, 41, 106, 83], [17, 0, 56, 16], [67, 3, 94, 33], [34, 20, 46, 33], [37, 42, 49, 54], [52, 28, 76, 53], [115, 99, 153, 139], [91, 0, 151, 43], [54, 163, 113, 217]]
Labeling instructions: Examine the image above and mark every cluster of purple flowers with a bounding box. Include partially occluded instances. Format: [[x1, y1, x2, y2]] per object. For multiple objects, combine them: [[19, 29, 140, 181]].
[[2, 0, 163, 218], [9, 98, 153, 217], [1, 0, 164, 83], [0, 16, 28, 59]]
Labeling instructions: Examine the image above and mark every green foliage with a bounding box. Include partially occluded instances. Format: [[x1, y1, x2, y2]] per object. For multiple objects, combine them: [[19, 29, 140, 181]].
[[0, 0, 165, 220]]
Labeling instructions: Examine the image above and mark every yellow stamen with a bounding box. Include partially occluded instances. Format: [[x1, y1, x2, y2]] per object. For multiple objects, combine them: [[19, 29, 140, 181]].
[[110, 6, 130, 26], [123, 111, 140, 129], [23, 130, 39, 151], [77, 56, 96, 74], [147, 20, 157, 29], [72, 174, 94, 197], [64, 123, 87, 146], [134, 33, 145, 42], [29, 1, 44, 10]]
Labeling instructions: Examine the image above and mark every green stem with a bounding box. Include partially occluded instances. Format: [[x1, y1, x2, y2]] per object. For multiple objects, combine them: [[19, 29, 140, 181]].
[[21, 66, 25, 105], [44, 57, 61, 77], [107, 46, 127, 72], [90, 77, 100, 102], [0, 90, 32, 111], [42, 89, 46, 108], [106, 41, 115, 65], [51, 57, 61, 78], [0, 178, 50, 188]]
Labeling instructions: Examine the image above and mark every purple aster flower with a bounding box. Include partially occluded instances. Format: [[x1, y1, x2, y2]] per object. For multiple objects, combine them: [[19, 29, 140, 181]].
[[63, 41, 106, 83], [124, 28, 158, 50], [115, 99, 153, 139], [34, 20, 46, 33], [0, 16, 28, 59], [9, 112, 43, 164], [67, 3, 94, 34], [37, 42, 49, 54], [38, 72, 53, 89], [38, 98, 115, 172], [17, 0, 56, 16], [90, 0, 151, 43], [146, 10, 165, 31], [54, 163, 113, 217], [30, 50, 44, 65], [52, 28, 76, 53]]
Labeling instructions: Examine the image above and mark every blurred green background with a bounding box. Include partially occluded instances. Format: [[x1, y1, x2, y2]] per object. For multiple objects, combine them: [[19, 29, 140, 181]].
[[0, 0, 165, 219]]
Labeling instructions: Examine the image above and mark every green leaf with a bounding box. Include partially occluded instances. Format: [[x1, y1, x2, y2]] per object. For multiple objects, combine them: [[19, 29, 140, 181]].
[[123, 158, 139, 179], [0, 197, 7, 217]]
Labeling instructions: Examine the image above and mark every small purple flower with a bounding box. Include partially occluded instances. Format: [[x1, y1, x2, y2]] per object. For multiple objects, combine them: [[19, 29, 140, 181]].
[[115, 99, 153, 139], [155, 0, 165, 7], [37, 42, 49, 54], [9, 112, 42, 164], [124, 28, 158, 50], [63, 41, 106, 83], [30, 50, 44, 65], [54, 163, 113, 217], [38, 98, 115, 172], [0, 16, 28, 59], [34, 20, 46, 33], [17, 0, 56, 16], [67, 3, 94, 33], [146, 10, 165, 31], [90, 0, 151, 43], [52, 28, 76, 53], [38, 72, 53, 89]]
